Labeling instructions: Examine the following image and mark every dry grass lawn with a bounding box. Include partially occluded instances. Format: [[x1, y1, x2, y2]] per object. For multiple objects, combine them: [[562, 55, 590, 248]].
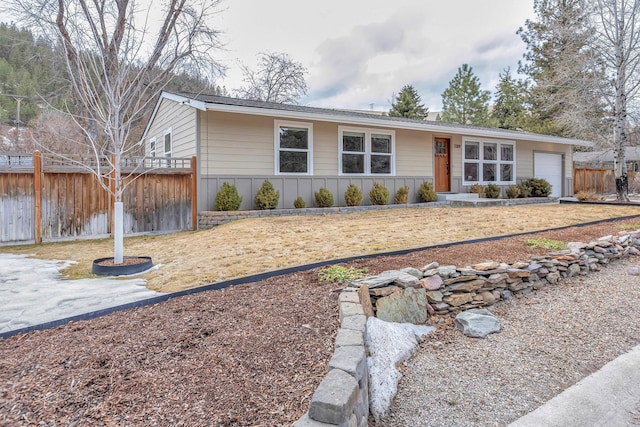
[[2, 204, 640, 292]]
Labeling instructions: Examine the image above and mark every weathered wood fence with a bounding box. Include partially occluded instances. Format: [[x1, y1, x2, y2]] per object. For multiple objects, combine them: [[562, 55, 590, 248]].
[[573, 167, 638, 194], [0, 152, 197, 244]]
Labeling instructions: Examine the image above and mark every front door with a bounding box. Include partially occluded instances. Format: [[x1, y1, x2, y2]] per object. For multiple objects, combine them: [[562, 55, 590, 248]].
[[434, 137, 451, 192]]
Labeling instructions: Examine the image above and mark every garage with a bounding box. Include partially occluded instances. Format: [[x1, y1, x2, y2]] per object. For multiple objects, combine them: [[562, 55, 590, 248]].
[[534, 152, 563, 197]]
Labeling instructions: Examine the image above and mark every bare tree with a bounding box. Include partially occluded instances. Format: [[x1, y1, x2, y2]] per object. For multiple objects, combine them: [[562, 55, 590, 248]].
[[591, 0, 640, 201], [235, 52, 308, 104], [1, 0, 223, 262]]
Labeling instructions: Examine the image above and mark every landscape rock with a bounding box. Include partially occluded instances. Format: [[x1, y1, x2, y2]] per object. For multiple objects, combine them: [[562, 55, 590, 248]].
[[437, 265, 457, 277], [472, 261, 500, 271], [425, 290, 443, 303], [401, 267, 423, 279], [420, 275, 443, 291], [421, 262, 439, 271], [375, 288, 428, 324], [443, 293, 473, 307], [357, 285, 374, 317], [454, 309, 501, 338], [447, 279, 485, 293], [365, 317, 435, 421], [370, 286, 400, 297]]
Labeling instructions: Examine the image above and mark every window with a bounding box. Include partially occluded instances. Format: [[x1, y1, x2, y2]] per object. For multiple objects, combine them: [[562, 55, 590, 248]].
[[275, 120, 313, 175], [339, 127, 395, 175], [163, 129, 172, 167], [149, 138, 156, 157], [463, 138, 515, 185]]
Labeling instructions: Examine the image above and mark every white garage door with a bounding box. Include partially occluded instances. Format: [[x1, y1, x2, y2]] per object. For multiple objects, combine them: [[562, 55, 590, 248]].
[[534, 152, 563, 197]]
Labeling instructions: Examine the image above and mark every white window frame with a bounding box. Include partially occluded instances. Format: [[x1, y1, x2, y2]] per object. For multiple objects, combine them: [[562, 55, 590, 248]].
[[163, 128, 172, 167], [338, 126, 395, 176], [462, 137, 516, 185], [149, 137, 156, 157], [274, 120, 313, 175]]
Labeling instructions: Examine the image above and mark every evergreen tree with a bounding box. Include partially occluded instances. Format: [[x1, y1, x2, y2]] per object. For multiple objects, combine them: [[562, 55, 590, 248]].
[[388, 84, 429, 119], [492, 67, 529, 130], [517, 0, 606, 140], [440, 64, 491, 126]]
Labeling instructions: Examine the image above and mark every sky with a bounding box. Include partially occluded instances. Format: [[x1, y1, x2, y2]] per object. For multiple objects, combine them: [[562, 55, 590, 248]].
[[213, 0, 535, 112], [0, 0, 535, 112]]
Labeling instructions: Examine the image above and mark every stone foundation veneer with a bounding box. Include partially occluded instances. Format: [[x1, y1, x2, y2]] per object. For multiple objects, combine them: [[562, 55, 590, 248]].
[[293, 230, 640, 426]]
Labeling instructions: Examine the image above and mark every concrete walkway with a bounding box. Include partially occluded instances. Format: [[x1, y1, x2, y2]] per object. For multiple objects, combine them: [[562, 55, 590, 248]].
[[509, 344, 640, 427], [0, 253, 161, 334]]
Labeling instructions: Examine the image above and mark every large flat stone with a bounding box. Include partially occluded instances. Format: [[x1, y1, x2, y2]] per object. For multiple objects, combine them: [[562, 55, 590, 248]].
[[375, 287, 428, 324]]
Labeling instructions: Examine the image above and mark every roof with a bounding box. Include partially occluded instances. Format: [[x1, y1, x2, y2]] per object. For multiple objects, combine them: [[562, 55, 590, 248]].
[[143, 91, 593, 147], [573, 146, 640, 163]]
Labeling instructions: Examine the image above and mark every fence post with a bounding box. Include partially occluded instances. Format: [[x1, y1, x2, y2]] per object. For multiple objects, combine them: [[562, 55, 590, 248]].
[[191, 156, 197, 231], [33, 150, 42, 244]]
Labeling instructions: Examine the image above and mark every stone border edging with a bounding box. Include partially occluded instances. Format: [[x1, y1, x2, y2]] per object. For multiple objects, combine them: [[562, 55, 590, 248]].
[[294, 227, 640, 426]]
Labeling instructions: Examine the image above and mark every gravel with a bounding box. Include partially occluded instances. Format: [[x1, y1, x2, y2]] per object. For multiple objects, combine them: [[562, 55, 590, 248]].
[[378, 258, 640, 427]]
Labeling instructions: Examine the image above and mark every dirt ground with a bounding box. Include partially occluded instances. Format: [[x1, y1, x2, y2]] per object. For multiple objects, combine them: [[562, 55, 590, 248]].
[[1, 212, 640, 426], [2, 204, 639, 292]]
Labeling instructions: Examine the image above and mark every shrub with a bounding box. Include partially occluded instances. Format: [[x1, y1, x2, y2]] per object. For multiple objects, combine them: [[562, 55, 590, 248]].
[[394, 186, 410, 204], [314, 187, 334, 207], [344, 184, 363, 206], [369, 182, 390, 205], [517, 181, 532, 198], [485, 183, 501, 199], [417, 181, 437, 202], [255, 180, 279, 209], [526, 178, 552, 197], [319, 265, 368, 283], [525, 237, 565, 251], [469, 183, 485, 198], [505, 185, 521, 199], [575, 190, 594, 201], [293, 196, 306, 208], [215, 182, 242, 211]]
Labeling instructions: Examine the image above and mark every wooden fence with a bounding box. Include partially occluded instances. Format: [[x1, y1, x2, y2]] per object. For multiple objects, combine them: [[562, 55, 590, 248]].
[[0, 152, 197, 244], [573, 167, 638, 194]]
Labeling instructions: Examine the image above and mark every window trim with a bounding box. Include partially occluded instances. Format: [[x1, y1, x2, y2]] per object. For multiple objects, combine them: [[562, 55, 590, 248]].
[[338, 126, 395, 176], [149, 137, 156, 157], [274, 120, 313, 176], [462, 137, 516, 185], [163, 128, 172, 157]]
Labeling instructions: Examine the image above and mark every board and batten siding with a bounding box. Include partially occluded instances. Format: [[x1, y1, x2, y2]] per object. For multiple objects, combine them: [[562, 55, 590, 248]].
[[146, 99, 197, 158]]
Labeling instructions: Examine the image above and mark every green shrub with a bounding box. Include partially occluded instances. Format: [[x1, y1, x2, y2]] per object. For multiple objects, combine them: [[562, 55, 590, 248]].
[[485, 183, 501, 199], [394, 186, 410, 204], [319, 265, 368, 283], [215, 182, 243, 211], [505, 185, 521, 199], [344, 184, 363, 206], [314, 187, 334, 207], [525, 237, 565, 250], [255, 180, 279, 209], [369, 182, 390, 205], [417, 181, 437, 202], [526, 178, 552, 197], [293, 196, 306, 208], [469, 183, 485, 198], [517, 181, 532, 198]]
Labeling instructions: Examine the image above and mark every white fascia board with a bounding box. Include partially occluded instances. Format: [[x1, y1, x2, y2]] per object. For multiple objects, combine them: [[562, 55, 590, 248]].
[[139, 92, 206, 143], [204, 102, 592, 147]]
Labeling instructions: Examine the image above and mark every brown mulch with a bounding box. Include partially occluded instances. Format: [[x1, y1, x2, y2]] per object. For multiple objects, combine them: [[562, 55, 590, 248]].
[[1, 218, 639, 426]]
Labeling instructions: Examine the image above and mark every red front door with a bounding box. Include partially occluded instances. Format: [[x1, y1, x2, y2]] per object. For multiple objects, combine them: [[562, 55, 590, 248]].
[[434, 138, 451, 192]]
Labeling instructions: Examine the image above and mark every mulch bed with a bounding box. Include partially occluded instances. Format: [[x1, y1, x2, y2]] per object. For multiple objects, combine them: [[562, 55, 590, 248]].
[[1, 217, 639, 426]]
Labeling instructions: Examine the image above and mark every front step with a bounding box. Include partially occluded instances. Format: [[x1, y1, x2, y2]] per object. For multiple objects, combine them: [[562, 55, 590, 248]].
[[436, 193, 480, 202]]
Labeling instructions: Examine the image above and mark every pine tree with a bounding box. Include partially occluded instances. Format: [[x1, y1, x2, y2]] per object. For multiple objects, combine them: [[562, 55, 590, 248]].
[[517, 0, 606, 140], [440, 64, 491, 126], [388, 84, 429, 119], [492, 67, 529, 130]]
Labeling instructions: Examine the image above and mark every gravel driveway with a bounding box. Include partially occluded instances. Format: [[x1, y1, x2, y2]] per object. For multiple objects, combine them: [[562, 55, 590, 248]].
[[378, 258, 640, 426]]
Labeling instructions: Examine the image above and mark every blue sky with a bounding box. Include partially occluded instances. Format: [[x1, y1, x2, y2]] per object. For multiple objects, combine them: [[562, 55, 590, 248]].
[[215, 0, 535, 111]]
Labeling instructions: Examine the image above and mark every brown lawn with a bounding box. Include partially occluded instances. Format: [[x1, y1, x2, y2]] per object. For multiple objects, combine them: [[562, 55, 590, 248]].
[[2, 204, 640, 292]]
